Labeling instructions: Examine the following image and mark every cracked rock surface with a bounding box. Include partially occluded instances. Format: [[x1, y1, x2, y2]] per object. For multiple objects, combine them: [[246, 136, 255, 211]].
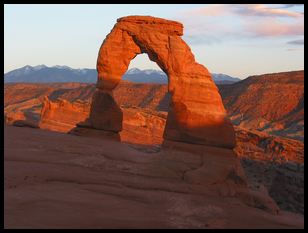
[[4, 125, 303, 229]]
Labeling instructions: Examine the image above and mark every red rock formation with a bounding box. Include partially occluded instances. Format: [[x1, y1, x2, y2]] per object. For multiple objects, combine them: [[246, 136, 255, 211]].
[[4, 80, 303, 215], [37, 95, 304, 165], [90, 16, 235, 149], [6, 125, 304, 228], [219, 70, 304, 141], [5, 81, 303, 163], [234, 126, 304, 163], [39, 96, 90, 132], [121, 107, 167, 145], [39, 96, 167, 145], [89, 90, 123, 132], [4, 98, 41, 128], [4, 83, 88, 107]]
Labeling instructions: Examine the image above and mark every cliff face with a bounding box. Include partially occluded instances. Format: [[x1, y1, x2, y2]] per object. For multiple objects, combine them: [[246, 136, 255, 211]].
[[234, 126, 304, 163], [218, 70, 304, 141]]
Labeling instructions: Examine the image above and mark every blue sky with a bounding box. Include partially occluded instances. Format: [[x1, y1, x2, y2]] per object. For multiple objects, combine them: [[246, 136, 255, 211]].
[[4, 4, 304, 79]]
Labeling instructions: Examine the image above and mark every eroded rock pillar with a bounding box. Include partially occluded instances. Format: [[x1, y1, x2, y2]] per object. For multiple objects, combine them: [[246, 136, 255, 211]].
[[89, 89, 123, 132]]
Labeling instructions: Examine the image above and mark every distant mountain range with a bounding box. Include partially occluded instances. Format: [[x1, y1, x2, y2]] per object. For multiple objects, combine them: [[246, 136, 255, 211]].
[[4, 65, 97, 83], [4, 65, 241, 84]]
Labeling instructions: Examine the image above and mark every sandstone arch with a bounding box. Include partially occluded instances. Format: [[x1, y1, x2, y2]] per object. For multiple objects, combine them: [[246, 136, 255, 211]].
[[89, 16, 235, 149]]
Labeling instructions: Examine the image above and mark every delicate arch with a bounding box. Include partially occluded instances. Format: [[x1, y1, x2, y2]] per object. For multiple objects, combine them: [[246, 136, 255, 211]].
[[89, 16, 235, 149]]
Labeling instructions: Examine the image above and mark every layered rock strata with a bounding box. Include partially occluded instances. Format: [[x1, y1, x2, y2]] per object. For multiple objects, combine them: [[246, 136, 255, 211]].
[[90, 16, 235, 149]]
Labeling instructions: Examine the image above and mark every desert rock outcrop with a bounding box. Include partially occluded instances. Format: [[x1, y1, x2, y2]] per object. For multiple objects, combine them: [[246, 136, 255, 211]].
[[219, 70, 304, 141], [4, 80, 304, 215], [40, 96, 91, 132], [89, 16, 235, 149]]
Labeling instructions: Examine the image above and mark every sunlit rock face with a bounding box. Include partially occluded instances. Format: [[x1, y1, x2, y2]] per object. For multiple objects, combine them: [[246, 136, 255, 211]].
[[90, 15, 235, 149], [40, 96, 91, 132]]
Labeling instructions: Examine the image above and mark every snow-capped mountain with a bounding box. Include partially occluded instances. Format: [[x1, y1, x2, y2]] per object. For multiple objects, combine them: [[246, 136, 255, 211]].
[[144, 69, 165, 75], [126, 68, 141, 75], [211, 73, 241, 84], [33, 64, 48, 70], [125, 68, 164, 76], [5, 65, 47, 77], [4, 65, 97, 83], [122, 68, 167, 84], [4, 65, 240, 84], [52, 65, 73, 70]]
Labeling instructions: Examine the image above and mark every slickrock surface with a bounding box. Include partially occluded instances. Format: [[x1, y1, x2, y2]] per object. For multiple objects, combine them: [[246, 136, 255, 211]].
[[91, 16, 235, 148], [4, 125, 303, 229]]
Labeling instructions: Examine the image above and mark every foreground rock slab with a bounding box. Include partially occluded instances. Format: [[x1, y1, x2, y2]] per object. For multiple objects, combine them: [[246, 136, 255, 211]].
[[4, 125, 303, 229], [9, 94, 303, 214]]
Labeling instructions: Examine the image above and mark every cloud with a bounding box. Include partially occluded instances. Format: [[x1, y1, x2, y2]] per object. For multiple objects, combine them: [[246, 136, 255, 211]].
[[287, 39, 304, 45], [234, 4, 303, 18], [286, 48, 304, 51], [176, 4, 304, 45], [278, 4, 304, 9], [243, 19, 304, 37], [183, 34, 222, 45], [185, 4, 227, 17], [184, 4, 303, 18]]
